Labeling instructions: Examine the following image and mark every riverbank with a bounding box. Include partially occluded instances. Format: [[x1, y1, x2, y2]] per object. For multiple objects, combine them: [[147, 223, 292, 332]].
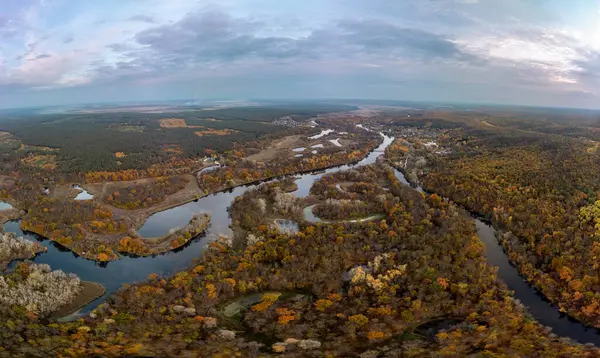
[[52, 281, 106, 318], [19, 221, 122, 262], [0, 232, 47, 270], [197, 139, 381, 195], [120, 213, 211, 256], [0, 207, 22, 225], [5, 130, 599, 353], [387, 159, 600, 346], [11, 145, 381, 265], [85, 174, 204, 230]]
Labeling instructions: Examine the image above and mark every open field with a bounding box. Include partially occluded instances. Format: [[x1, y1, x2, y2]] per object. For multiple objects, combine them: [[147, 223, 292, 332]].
[[246, 132, 358, 163], [159, 118, 202, 128], [246, 135, 303, 162]]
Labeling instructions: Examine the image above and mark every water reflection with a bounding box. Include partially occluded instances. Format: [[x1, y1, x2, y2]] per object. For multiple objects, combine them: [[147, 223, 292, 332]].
[[4, 221, 211, 315], [394, 167, 600, 345], [4, 134, 392, 316], [5, 131, 600, 346]]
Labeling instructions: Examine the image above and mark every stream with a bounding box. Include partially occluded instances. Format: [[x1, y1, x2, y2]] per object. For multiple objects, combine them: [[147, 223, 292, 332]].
[[4, 133, 600, 345]]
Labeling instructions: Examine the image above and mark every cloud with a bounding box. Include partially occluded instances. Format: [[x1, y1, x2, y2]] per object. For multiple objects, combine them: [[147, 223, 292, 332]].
[[0, 16, 25, 40], [106, 9, 477, 83], [335, 19, 477, 61], [2, 0, 600, 108], [455, 27, 596, 88], [33, 54, 51, 60], [128, 14, 156, 23]]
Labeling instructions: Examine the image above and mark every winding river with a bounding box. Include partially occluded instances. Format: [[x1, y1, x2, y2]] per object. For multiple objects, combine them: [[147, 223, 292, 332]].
[[5, 133, 600, 345]]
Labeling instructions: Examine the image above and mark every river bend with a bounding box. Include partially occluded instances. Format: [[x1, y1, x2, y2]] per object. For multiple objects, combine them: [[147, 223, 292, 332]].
[[4, 133, 600, 345]]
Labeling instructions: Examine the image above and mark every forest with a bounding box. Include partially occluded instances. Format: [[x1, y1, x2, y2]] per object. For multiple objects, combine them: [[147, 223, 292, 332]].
[[385, 112, 600, 329], [198, 141, 378, 194], [19, 199, 128, 261], [0, 114, 283, 173], [4, 105, 600, 356], [104, 176, 189, 210], [308, 166, 390, 221], [2, 162, 596, 356], [0, 233, 47, 270], [0, 104, 346, 174]]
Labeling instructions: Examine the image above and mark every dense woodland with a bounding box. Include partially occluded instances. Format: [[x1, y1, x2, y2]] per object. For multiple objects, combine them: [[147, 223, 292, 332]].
[[308, 166, 391, 221], [229, 177, 302, 244], [0, 115, 282, 173], [105, 176, 189, 210], [386, 114, 600, 329], [2, 163, 596, 356], [311, 199, 378, 221], [5, 106, 600, 356], [20, 199, 128, 261], [0, 105, 352, 174]]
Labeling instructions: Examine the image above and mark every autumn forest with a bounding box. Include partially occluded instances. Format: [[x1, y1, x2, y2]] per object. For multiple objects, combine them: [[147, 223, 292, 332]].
[[4, 102, 600, 356]]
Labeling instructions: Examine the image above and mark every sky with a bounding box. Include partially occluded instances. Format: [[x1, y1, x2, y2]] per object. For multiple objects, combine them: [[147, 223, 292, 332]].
[[2, 0, 600, 109]]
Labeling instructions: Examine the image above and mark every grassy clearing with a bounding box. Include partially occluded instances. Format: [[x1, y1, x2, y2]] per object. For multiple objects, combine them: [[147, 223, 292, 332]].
[[159, 118, 201, 128], [21, 154, 57, 170]]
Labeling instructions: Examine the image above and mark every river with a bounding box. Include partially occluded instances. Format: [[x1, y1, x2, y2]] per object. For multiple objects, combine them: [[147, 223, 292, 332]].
[[4, 133, 392, 317], [4, 133, 600, 345]]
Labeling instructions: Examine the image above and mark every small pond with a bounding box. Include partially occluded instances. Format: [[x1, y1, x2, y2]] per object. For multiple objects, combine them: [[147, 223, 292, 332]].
[[73, 185, 94, 201], [0, 201, 14, 210]]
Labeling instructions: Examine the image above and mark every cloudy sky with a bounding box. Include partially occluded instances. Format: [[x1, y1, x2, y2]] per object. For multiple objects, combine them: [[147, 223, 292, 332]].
[[2, 0, 600, 109]]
